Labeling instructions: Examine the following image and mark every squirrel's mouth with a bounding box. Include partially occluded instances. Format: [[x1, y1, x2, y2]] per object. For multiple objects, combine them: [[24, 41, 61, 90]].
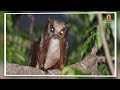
[[53, 34, 59, 39]]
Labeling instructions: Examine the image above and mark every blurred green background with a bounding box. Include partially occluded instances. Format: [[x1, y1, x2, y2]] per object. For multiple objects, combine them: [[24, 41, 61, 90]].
[[0, 11, 4, 62], [0, 11, 117, 75]]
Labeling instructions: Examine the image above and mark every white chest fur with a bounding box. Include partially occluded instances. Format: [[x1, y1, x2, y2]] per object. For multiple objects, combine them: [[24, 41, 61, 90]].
[[44, 38, 60, 69]]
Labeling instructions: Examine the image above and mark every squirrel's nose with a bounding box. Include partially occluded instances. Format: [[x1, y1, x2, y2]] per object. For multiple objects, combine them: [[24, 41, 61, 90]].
[[54, 34, 59, 39]]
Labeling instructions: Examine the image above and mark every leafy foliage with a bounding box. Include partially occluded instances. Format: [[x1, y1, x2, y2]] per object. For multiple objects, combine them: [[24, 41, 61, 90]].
[[98, 63, 109, 75], [6, 14, 30, 65], [62, 13, 114, 75], [61, 66, 89, 75]]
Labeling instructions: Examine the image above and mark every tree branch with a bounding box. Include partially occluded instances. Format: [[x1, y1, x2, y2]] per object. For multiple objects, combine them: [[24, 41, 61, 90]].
[[27, 14, 35, 41], [97, 14, 114, 75], [6, 43, 114, 75]]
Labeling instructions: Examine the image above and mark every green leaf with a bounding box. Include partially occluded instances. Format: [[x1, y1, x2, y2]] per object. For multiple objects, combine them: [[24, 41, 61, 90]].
[[61, 67, 76, 75], [96, 26, 102, 49], [15, 53, 25, 62], [85, 25, 97, 37], [89, 14, 96, 23], [61, 66, 88, 75], [98, 64, 108, 75], [98, 64, 105, 70], [111, 21, 114, 38], [80, 42, 88, 58], [106, 29, 110, 41]]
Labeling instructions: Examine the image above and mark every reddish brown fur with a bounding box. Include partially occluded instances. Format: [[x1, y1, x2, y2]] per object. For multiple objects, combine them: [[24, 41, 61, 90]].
[[29, 19, 69, 70], [29, 40, 40, 67]]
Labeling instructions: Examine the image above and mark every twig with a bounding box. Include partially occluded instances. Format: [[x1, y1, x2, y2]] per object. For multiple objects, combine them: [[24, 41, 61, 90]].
[[97, 14, 114, 75], [27, 14, 35, 41]]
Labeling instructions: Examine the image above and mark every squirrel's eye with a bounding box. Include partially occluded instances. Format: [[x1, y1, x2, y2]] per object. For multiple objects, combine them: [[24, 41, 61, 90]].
[[60, 30, 64, 34], [51, 28, 54, 32]]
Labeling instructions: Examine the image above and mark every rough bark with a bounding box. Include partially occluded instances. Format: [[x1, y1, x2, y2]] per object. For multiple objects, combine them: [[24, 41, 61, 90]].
[[6, 43, 114, 76]]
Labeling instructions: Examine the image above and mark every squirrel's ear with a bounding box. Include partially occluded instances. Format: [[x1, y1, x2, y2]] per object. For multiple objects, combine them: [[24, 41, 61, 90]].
[[65, 23, 71, 28], [48, 18, 53, 23]]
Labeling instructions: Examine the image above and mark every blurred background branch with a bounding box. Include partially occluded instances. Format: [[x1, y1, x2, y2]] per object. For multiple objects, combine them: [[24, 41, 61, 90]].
[[27, 14, 35, 41]]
